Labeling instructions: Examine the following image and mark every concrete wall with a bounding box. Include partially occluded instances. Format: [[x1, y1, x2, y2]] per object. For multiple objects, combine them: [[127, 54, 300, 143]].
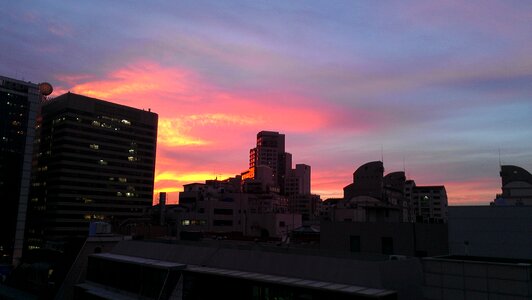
[[247, 213, 302, 238], [448, 206, 532, 259], [423, 257, 532, 300], [111, 240, 424, 299], [320, 221, 448, 257]]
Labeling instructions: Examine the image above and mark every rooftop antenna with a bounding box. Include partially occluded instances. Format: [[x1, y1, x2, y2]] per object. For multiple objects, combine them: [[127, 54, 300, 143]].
[[498, 148, 502, 169], [380, 144, 384, 164], [403, 156, 406, 173]]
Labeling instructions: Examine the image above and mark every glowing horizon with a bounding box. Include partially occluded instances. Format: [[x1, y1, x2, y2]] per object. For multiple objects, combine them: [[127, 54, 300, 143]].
[[2, 1, 531, 205]]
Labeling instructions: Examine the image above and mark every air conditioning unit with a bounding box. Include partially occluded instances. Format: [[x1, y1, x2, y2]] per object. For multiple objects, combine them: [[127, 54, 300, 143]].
[[388, 255, 407, 261], [89, 221, 111, 236]]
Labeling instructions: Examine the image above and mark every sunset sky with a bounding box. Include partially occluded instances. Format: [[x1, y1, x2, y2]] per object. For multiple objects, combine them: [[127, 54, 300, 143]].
[[2, 1, 532, 204]]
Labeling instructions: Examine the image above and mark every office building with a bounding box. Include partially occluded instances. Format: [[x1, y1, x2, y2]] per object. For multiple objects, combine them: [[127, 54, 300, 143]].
[[248, 131, 291, 192], [25, 92, 157, 251], [0, 76, 41, 263], [247, 131, 313, 199]]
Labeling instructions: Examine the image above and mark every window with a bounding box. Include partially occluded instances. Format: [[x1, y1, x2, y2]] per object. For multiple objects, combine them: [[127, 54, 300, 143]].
[[214, 209, 233, 215], [213, 220, 232, 226], [350, 235, 361, 252], [382, 237, 394, 255]]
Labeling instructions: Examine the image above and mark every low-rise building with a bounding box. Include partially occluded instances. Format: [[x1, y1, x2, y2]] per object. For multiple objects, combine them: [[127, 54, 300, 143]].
[[67, 239, 432, 299], [320, 221, 448, 257]]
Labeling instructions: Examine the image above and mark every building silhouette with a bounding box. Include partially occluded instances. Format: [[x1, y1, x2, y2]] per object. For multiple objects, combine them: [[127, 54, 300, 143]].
[[25, 92, 158, 251], [248, 131, 290, 193], [178, 177, 301, 239], [0, 76, 41, 263], [337, 161, 448, 223], [492, 165, 532, 206], [244, 131, 317, 222], [406, 182, 447, 223]]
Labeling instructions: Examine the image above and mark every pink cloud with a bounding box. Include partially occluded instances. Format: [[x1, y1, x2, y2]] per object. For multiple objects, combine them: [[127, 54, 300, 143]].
[[57, 61, 339, 203], [54, 60, 507, 205]]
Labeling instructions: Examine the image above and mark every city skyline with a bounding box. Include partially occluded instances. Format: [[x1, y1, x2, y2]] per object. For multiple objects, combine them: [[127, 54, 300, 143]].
[[2, 1, 532, 204]]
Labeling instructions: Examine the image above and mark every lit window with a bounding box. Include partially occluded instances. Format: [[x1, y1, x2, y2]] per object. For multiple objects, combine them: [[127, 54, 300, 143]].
[[181, 220, 190, 226], [90, 144, 99, 150], [117, 192, 123, 196], [118, 177, 127, 183], [92, 120, 100, 126], [99, 160, 108, 165], [121, 119, 131, 125], [128, 149, 135, 153]]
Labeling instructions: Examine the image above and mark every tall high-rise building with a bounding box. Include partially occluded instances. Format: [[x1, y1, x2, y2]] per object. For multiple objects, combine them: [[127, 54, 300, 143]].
[[249, 131, 289, 185], [25, 92, 158, 251], [0, 76, 41, 263], [248, 131, 305, 195]]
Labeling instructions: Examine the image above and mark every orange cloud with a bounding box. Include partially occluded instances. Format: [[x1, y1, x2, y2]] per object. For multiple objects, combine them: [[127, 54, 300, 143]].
[[55, 61, 373, 204], [158, 118, 209, 147], [155, 171, 234, 183]]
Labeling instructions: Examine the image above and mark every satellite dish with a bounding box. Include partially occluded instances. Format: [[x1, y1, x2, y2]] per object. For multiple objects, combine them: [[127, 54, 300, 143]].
[[39, 82, 53, 96]]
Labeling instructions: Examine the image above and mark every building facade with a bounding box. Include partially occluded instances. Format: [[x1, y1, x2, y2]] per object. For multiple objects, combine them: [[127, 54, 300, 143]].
[[333, 161, 448, 224], [178, 178, 300, 238], [320, 221, 449, 257], [492, 165, 532, 206], [0, 76, 41, 263], [448, 206, 532, 259], [25, 92, 157, 251], [249, 131, 289, 190], [407, 182, 447, 223], [285, 164, 311, 196]]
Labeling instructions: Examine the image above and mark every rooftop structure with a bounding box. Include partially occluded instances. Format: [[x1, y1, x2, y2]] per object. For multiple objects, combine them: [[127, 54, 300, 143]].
[[493, 165, 532, 206], [63, 239, 431, 299]]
